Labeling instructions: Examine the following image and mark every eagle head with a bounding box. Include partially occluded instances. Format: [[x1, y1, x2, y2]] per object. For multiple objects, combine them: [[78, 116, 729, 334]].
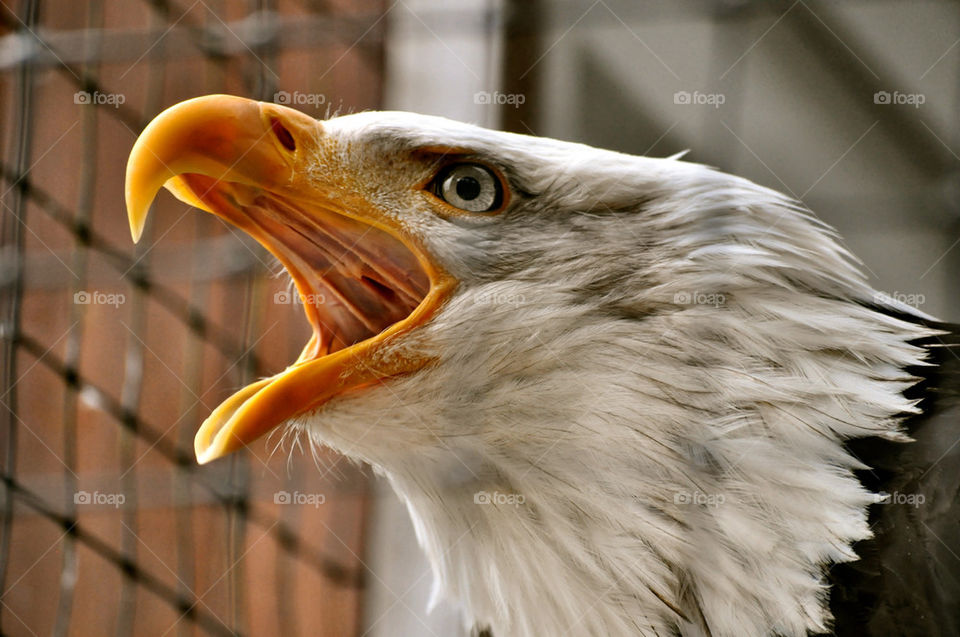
[[126, 95, 935, 637]]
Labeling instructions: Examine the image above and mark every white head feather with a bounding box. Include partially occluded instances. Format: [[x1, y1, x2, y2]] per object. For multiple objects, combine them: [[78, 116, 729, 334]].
[[286, 112, 934, 637]]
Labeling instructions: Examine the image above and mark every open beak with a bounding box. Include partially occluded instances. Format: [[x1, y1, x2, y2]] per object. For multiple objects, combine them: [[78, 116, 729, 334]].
[[125, 94, 453, 464]]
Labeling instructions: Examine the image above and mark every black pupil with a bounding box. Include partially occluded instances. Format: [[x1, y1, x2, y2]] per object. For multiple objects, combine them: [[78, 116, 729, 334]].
[[455, 175, 482, 200]]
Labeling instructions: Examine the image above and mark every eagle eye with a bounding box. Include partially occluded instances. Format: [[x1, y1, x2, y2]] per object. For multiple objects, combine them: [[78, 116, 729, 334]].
[[431, 163, 503, 212]]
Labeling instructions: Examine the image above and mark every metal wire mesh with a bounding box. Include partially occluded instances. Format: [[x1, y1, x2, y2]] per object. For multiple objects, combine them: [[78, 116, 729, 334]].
[[0, 2, 386, 635]]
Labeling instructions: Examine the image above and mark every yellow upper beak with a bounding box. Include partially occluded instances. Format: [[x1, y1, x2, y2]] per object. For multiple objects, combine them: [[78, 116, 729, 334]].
[[125, 95, 451, 464], [126, 94, 316, 242]]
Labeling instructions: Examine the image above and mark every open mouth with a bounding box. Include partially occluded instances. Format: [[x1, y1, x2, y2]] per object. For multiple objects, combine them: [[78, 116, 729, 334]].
[[125, 95, 453, 464], [176, 174, 430, 360]]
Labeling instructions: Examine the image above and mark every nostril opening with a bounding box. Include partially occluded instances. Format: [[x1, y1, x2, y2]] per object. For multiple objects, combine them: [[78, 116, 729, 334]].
[[271, 118, 296, 151]]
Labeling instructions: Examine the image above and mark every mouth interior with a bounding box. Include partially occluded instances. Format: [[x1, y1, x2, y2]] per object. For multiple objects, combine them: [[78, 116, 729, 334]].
[[178, 173, 431, 362]]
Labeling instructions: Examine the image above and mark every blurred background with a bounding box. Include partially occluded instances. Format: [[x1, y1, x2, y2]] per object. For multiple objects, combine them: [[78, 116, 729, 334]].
[[1, 1, 958, 636]]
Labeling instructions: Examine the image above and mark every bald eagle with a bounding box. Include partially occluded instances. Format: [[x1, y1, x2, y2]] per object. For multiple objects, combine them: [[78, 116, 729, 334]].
[[126, 95, 960, 637]]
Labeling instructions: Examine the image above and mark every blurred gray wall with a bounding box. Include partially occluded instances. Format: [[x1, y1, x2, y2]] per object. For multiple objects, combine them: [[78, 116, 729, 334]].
[[527, 0, 960, 321]]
